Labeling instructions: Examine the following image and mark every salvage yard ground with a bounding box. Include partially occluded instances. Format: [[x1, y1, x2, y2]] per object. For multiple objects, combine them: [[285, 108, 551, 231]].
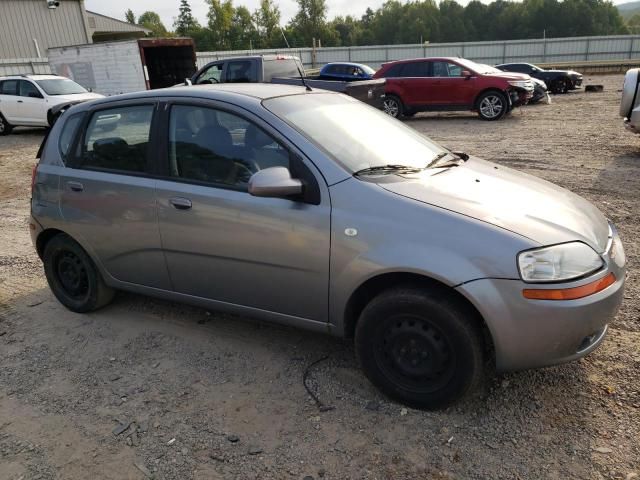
[[0, 74, 639, 480]]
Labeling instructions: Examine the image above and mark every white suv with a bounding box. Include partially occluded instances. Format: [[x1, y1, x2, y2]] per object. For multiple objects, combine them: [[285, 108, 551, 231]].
[[0, 74, 102, 135]]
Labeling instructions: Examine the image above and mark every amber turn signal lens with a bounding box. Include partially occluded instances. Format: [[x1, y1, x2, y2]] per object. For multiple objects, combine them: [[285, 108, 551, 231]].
[[523, 272, 616, 300]]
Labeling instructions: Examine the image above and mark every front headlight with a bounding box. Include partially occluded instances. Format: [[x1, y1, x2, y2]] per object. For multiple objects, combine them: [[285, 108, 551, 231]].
[[508, 80, 532, 89], [517, 242, 604, 283]]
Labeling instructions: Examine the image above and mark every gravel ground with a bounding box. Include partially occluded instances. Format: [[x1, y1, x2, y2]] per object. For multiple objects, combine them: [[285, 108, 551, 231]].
[[0, 74, 639, 480]]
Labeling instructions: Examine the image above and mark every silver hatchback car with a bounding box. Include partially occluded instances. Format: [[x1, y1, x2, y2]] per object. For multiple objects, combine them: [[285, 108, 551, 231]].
[[31, 84, 626, 409]]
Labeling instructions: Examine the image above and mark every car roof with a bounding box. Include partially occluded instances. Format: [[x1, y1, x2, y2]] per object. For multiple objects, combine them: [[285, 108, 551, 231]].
[[72, 83, 336, 110], [322, 62, 369, 68], [382, 57, 464, 66]]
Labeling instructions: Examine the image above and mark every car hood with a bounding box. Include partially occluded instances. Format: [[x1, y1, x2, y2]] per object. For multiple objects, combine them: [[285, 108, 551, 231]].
[[544, 69, 581, 76], [484, 72, 531, 81], [378, 157, 609, 252], [48, 92, 104, 103]]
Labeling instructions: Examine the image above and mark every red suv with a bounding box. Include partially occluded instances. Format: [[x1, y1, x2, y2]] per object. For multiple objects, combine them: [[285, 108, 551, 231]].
[[373, 57, 534, 120]]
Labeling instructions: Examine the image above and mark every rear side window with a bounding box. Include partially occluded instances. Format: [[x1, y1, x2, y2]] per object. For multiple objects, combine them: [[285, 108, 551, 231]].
[[58, 112, 83, 161], [80, 105, 154, 173], [263, 59, 302, 81], [225, 61, 254, 83], [401, 62, 429, 77], [0, 80, 18, 95]]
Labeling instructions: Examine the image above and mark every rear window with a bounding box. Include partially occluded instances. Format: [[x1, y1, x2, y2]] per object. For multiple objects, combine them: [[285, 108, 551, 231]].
[[263, 58, 303, 82], [58, 113, 83, 161]]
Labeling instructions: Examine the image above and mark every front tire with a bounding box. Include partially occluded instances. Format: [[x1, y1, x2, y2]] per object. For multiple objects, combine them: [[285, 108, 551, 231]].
[[0, 113, 13, 136], [43, 234, 115, 313], [355, 287, 484, 410], [382, 95, 404, 118], [551, 78, 568, 94], [476, 91, 508, 121]]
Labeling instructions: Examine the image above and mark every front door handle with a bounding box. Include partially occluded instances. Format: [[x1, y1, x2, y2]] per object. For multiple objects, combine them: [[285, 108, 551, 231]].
[[17, 100, 23, 103], [67, 181, 84, 192], [169, 197, 192, 210]]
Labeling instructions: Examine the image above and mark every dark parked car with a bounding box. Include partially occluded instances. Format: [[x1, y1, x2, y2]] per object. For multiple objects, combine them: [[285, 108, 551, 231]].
[[318, 62, 375, 81], [190, 55, 385, 109], [495, 63, 582, 94], [373, 57, 534, 120]]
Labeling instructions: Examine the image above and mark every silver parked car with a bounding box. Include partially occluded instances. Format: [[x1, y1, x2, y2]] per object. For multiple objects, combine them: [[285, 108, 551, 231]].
[[31, 84, 626, 409]]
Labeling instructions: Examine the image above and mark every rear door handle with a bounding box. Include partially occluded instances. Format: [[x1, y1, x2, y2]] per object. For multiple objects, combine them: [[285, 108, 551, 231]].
[[67, 181, 84, 192], [169, 197, 192, 210], [17, 100, 23, 103]]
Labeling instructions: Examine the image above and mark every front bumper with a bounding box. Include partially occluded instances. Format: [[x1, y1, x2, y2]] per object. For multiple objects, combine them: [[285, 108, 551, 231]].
[[456, 229, 626, 372], [572, 77, 583, 88], [509, 87, 534, 107]]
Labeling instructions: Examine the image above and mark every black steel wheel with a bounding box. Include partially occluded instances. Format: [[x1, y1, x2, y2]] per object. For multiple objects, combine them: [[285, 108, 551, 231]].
[[0, 112, 13, 136], [355, 286, 484, 410], [43, 233, 114, 312]]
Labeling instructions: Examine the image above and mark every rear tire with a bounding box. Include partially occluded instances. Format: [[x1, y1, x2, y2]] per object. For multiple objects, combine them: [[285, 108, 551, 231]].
[[382, 95, 404, 118], [43, 233, 115, 313], [0, 112, 13, 135], [476, 91, 508, 121], [355, 286, 484, 410]]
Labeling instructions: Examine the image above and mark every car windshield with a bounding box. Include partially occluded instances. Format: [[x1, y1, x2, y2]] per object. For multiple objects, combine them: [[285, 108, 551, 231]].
[[455, 59, 495, 74], [477, 64, 503, 74], [361, 65, 376, 75], [35, 78, 87, 95], [264, 93, 443, 173]]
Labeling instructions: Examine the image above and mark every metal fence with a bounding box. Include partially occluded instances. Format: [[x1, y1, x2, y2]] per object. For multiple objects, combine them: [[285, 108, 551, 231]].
[[3, 34, 640, 76], [0, 58, 51, 76], [196, 34, 640, 69]]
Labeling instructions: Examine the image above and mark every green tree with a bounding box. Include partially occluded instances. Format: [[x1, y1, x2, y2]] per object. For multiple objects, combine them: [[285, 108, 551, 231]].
[[230, 5, 259, 49], [138, 11, 169, 37], [288, 0, 339, 46], [174, 0, 201, 36], [206, 0, 235, 49], [254, 0, 282, 47], [125, 9, 136, 24]]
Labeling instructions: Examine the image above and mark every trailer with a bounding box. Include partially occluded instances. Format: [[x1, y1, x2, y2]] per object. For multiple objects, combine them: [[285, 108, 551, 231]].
[[47, 38, 197, 96]]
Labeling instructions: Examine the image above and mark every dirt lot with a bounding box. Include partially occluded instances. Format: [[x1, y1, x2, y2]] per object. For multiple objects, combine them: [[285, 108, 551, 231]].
[[1, 74, 639, 480]]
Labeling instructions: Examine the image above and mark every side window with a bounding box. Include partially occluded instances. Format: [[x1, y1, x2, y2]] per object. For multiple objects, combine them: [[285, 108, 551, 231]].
[[20, 81, 42, 98], [431, 61, 463, 77], [168, 105, 290, 189], [196, 63, 223, 84], [225, 61, 253, 83], [383, 64, 404, 78], [401, 62, 429, 77], [1, 80, 18, 95], [58, 112, 83, 160], [81, 105, 154, 173]]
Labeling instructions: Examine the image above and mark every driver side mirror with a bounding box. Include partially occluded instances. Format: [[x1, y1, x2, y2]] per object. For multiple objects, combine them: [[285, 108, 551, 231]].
[[461, 70, 472, 79], [248, 167, 303, 198]]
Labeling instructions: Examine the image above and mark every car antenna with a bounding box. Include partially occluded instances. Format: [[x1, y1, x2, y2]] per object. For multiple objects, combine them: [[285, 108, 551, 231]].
[[295, 62, 313, 92]]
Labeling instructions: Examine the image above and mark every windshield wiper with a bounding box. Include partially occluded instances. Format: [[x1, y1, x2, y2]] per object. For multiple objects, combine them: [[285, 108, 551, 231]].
[[427, 150, 470, 169], [353, 164, 424, 176]]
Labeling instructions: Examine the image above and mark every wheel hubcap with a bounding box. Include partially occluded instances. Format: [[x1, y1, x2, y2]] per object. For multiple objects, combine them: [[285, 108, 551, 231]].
[[479, 95, 503, 118], [55, 251, 89, 299], [383, 99, 399, 117], [376, 315, 455, 392]]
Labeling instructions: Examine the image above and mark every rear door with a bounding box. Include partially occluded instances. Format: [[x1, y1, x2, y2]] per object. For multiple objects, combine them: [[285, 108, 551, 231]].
[[428, 60, 477, 107], [397, 61, 431, 106], [59, 101, 171, 289], [0, 79, 21, 123], [154, 100, 331, 321], [18, 80, 47, 125]]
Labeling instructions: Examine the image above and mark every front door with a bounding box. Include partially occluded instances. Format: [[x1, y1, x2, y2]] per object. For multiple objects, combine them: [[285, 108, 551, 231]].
[[155, 102, 331, 321], [59, 102, 171, 289], [18, 80, 46, 125], [429, 61, 477, 107]]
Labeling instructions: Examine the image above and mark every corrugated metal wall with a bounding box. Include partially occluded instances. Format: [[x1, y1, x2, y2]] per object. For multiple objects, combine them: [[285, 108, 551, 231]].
[[0, 0, 90, 59], [196, 35, 640, 69]]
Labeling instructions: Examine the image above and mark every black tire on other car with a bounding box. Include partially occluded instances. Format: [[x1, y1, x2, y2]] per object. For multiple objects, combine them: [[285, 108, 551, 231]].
[[0, 112, 13, 136], [382, 95, 404, 118], [355, 286, 484, 410], [476, 91, 508, 121], [551, 78, 568, 94], [43, 233, 115, 313]]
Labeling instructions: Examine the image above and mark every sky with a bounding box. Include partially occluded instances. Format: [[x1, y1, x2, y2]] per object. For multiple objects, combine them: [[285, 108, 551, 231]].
[[85, 0, 632, 30]]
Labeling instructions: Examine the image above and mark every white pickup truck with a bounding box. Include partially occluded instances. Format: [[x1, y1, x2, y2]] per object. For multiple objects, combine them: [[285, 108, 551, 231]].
[[620, 68, 640, 133]]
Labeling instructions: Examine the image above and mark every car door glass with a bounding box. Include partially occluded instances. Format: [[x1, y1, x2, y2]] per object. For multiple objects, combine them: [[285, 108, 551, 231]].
[[401, 62, 428, 77], [225, 61, 253, 83], [197, 64, 222, 84], [81, 105, 154, 173], [168, 105, 289, 189], [1, 80, 18, 95], [432, 62, 463, 77], [19, 80, 42, 98], [59, 112, 83, 160]]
